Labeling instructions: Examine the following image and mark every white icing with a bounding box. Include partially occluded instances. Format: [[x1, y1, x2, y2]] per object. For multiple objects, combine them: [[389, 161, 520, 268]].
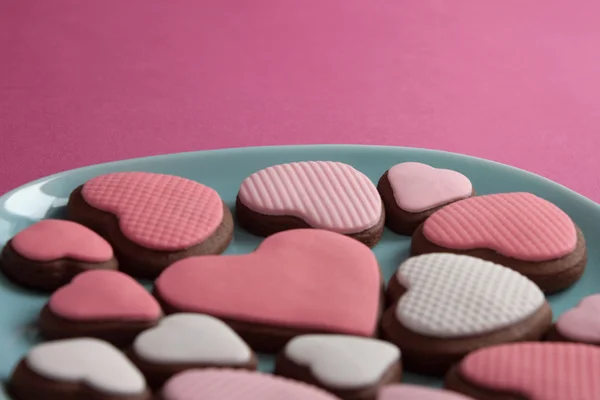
[[284, 334, 400, 389], [395, 253, 545, 338], [26, 338, 146, 395], [133, 313, 252, 364]]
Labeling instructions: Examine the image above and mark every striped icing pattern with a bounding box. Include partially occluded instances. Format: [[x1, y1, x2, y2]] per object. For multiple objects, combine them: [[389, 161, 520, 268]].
[[460, 342, 600, 400], [238, 161, 382, 234], [422, 192, 577, 262]]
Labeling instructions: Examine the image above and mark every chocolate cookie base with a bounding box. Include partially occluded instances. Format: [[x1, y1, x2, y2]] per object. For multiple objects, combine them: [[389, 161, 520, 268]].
[[0, 242, 118, 292], [128, 350, 258, 390], [377, 171, 475, 236], [39, 305, 160, 348], [410, 223, 587, 294], [380, 300, 553, 376], [235, 196, 385, 248], [67, 186, 234, 279], [273, 352, 402, 400], [444, 364, 523, 400], [8, 360, 152, 400]]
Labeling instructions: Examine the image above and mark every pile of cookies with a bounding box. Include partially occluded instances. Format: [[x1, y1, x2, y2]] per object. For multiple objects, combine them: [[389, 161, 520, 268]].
[[0, 161, 595, 400]]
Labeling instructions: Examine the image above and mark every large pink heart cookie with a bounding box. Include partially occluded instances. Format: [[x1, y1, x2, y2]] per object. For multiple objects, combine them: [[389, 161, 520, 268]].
[[548, 295, 600, 344], [446, 342, 600, 400], [68, 171, 234, 278], [411, 192, 586, 293], [377, 162, 473, 235], [154, 229, 381, 352], [0, 219, 117, 291], [39, 270, 162, 347], [236, 161, 384, 247]]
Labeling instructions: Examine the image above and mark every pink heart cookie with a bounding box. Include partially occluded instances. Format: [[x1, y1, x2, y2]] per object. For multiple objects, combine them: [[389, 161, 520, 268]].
[[448, 342, 600, 400], [412, 192, 585, 293], [162, 369, 340, 400], [155, 229, 381, 351], [236, 161, 384, 246], [379, 385, 474, 399], [554, 295, 600, 344], [40, 270, 162, 346]]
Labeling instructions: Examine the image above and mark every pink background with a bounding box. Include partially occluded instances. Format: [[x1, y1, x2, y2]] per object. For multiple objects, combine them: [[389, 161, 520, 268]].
[[2, 0, 600, 201]]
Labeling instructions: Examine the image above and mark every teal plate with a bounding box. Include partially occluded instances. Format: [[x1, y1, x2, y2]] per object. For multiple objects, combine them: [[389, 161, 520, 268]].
[[0, 145, 599, 398]]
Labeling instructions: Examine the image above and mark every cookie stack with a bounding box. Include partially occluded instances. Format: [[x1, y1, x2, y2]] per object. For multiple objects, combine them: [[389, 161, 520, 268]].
[[0, 161, 594, 400]]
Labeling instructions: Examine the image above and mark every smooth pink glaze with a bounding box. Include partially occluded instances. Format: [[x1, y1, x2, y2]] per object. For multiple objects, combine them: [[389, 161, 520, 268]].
[[82, 172, 223, 251], [423, 193, 577, 261], [379, 385, 473, 399], [387, 162, 472, 213], [49, 270, 162, 321], [556, 295, 600, 343], [460, 342, 600, 400], [155, 229, 380, 336], [11, 219, 113, 262]]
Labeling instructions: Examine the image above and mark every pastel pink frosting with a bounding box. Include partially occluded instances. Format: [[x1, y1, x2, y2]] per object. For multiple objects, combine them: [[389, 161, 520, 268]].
[[162, 369, 339, 400], [556, 295, 600, 343], [423, 192, 577, 262], [460, 342, 600, 400], [155, 229, 380, 336], [82, 172, 223, 251], [387, 162, 472, 213], [379, 385, 474, 399], [238, 161, 382, 234], [11, 219, 113, 262], [49, 270, 162, 321]]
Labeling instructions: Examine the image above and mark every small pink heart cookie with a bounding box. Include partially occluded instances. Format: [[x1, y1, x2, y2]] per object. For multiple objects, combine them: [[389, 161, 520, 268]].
[[446, 342, 600, 400], [377, 162, 473, 235], [547, 294, 600, 344], [161, 369, 340, 400], [411, 192, 586, 293], [68, 172, 234, 279], [379, 385, 474, 399], [0, 219, 117, 291], [236, 161, 384, 247], [39, 270, 162, 347], [154, 229, 382, 352]]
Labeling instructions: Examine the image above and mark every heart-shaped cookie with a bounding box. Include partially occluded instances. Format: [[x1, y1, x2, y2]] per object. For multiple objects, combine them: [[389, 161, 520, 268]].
[[236, 161, 384, 246], [68, 172, 234, 278], [276, 334, 401, 400], [161, 369, 340, 400], [446, 342, 600, 400], [382, 253, 551, 374], [8, 338, 150, 400], [131, 313, 256, 388], [552, 295, 600, 344], [412, 192, 586, 293], [1, 219, 117, 291], [155, 229, 381, 351], [379, 385, 474, 399], [40, 270, 162, 346]]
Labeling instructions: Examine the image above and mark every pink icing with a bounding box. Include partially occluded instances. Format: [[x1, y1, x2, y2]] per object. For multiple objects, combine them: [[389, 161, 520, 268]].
[[155, 229, 380, 336], [82, 172, 223, 251], [162, 369, 339, 400], [423, 192, 577, 262], [460, 342, 600, 400], [387, 162, 472, 213], [556, 295, 600, 343], [238, 161, 382, 234], [11, 219, 113, 262], [379, 385, 473, 400], [49, 270, 162, 321]]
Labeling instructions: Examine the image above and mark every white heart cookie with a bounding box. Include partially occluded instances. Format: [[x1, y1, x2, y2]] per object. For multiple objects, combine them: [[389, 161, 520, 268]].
[[284, 334, 400, 389], [26, 338, 146, 395], [395, 253, 545, 337], [133, 313, 252, 364]]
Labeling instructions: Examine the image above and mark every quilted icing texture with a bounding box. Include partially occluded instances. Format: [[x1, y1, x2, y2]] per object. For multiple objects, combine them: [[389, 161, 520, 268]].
[[82, 172, 223, 251], [423, 192, 577, 262], [162, 369, 340, 400], [238, 161, 382, 234], [460, 342, 600, 400], [379, 385, 474, 399], [395, 253, 544, 337], [387, 162, 472, 213], [556, 295, 600, 343]]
